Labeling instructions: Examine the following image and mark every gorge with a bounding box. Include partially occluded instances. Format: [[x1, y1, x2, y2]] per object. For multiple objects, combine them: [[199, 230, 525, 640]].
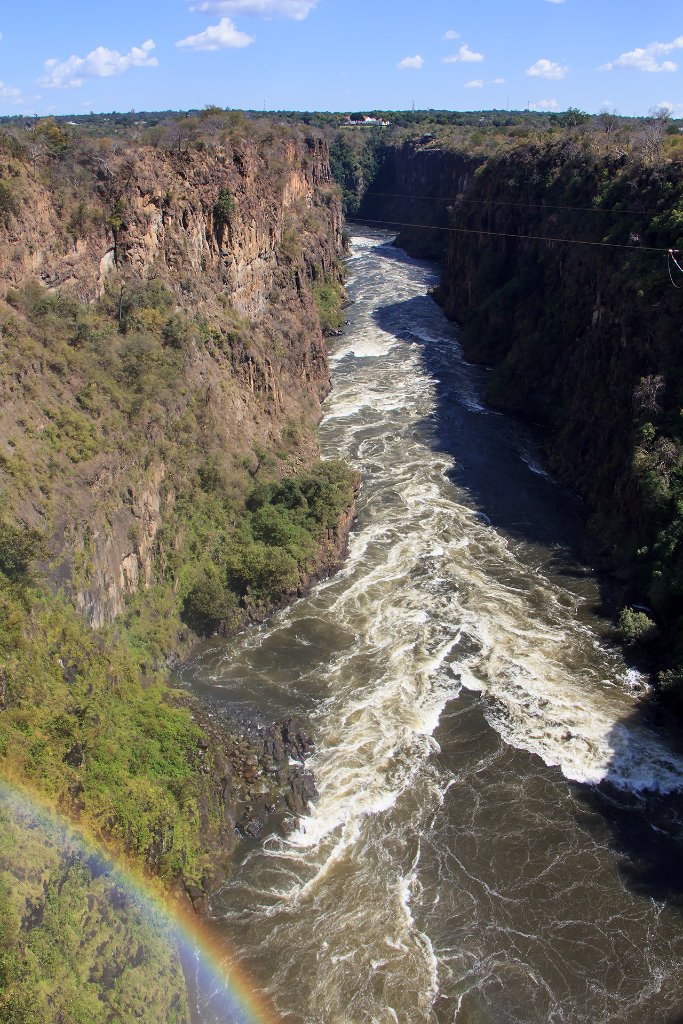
[[1, 111, 682, 1023]]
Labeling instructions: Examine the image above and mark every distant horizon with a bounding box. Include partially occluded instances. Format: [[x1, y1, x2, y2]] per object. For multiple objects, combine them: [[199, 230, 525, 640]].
[[0, 105, 678, 123]]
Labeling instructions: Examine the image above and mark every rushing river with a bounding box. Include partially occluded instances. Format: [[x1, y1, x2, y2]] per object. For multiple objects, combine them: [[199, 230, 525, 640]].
[[181, 231, 683, 1024]]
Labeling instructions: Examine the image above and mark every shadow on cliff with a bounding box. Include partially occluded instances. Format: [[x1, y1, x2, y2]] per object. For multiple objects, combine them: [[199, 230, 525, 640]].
[[369, 267, 611, 612], [571, 693, 683, 914]]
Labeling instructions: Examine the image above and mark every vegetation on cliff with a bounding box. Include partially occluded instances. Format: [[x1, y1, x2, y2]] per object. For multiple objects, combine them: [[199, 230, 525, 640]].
[[0, 529, 197, 1022], [0, 803, 189, 1024], [0, 111, 353, 1019], [428, 131, 683, 691]]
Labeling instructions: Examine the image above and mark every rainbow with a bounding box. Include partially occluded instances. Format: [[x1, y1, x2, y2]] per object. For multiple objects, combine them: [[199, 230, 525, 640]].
[[0, 778, 281, 1024]]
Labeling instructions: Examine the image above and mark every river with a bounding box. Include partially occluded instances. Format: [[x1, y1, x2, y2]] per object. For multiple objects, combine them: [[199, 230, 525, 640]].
[[180, 230, 683, 1024]]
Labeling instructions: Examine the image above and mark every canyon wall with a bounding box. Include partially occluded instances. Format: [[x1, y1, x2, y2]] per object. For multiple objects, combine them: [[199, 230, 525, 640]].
[[0, 125, 344, 628], [357, 138, 483, 259]]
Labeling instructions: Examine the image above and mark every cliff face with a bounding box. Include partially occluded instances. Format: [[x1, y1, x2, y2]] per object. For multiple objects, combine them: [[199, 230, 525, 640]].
[[434, 144, 683, 576], [0, 127, 344, 628], [357, 139, 483, 259], [0, 124, 352, 1016], [3, 132, 340, 310]]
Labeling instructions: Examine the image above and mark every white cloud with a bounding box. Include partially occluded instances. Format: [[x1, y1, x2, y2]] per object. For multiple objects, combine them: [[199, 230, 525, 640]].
[[544, 0, 565, 4], [177, 17, 254, 50], [461, 76, 505, 89], [189, 0, 316, 18], [0, 81, 22, 103], [443, 29, 460, 40], [443, 44, 484, 64], [658, 100, 683, 115], [526, 58, 568, 79], [600, 35, 683, 73], [530, 98, 559, 110], [40, 40, 158, 89], [397, 54, 424, 71]]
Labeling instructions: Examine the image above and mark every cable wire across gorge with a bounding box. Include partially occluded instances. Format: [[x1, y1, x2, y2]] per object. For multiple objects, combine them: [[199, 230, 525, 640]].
[[348, 215, 682, 287]]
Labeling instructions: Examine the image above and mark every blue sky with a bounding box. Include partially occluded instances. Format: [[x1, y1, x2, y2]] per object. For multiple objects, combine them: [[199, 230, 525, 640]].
[[0, 1, 680, 117]]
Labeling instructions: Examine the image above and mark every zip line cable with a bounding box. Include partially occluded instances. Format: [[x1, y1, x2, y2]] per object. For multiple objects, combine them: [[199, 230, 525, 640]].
[[362, 191, 675, 219], [349, 216, 679, 255]]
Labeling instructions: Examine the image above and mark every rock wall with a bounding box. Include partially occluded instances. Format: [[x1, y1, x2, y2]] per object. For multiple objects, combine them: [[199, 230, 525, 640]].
[[357, 139, 483, 258], [0, 127, 344, 628]]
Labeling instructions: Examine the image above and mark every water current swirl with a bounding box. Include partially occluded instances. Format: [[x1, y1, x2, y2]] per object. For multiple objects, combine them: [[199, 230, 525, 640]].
[[181, 231, 683, 1024]]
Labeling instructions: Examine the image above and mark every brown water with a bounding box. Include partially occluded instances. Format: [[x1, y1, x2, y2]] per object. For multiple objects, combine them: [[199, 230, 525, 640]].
[[180, 231, 683, 1024]]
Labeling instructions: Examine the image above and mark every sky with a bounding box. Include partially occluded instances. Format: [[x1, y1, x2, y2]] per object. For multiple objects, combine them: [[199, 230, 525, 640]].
[[0, 0, 680, 118]]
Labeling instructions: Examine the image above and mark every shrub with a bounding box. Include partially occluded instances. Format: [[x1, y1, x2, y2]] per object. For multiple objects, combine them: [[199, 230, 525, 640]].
[[0, 520, 46, 581], [245, 481, 279, 512], [250, 504, 315, 561], [299, 459, 357, 529], [213, 188, 235, 232], [617, 607, 659, 645], [312, 280, 345, 334], [659, 666, 683, 695], [0, 179, 17, 221], [67, 201, 100, 240], [34, 118, 71, 155], [197, 456, 227, 494], [162, 314, 192, 349], [182, 563, 237, 634], [226, 541, 299, 602], [279, 223, 301, 263], [271, 477, 308, 512], [118, 279, 175, 333]]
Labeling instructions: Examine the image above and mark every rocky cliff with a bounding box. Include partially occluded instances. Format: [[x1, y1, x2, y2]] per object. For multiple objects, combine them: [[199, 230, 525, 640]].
[[0, 118, 354, 1021], [357, 138, 483, 259], [0, 122, 344, 630]]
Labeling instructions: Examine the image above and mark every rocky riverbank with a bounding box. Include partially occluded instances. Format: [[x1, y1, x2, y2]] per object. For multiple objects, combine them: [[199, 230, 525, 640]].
[[181, 696, 318, 914], [177, 486, 358, 911]]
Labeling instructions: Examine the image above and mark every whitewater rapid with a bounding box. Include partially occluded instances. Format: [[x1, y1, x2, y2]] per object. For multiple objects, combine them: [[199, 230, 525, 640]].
[[186, 231, 683, 1024]]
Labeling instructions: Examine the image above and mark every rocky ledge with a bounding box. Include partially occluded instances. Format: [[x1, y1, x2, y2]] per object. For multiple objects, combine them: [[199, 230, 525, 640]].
[[182, 696, 319, 915]]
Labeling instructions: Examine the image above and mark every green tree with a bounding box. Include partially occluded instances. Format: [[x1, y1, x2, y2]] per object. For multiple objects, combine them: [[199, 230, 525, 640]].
[[182, 563, 236, 634]]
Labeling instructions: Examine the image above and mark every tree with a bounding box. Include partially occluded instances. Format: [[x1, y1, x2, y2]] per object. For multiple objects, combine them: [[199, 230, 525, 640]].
[[213, 188, 235, 234], [182, 563, 236, 634], [633, 374, 665, 415], [640, 106, 671, 164], [559, 107, 590, 128], [0, 521, 46, 582], [596, 108, 619, 136]]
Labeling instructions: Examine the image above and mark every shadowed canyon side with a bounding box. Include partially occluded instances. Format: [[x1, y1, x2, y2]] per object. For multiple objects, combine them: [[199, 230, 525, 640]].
[[351, 132, 683, 694]]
